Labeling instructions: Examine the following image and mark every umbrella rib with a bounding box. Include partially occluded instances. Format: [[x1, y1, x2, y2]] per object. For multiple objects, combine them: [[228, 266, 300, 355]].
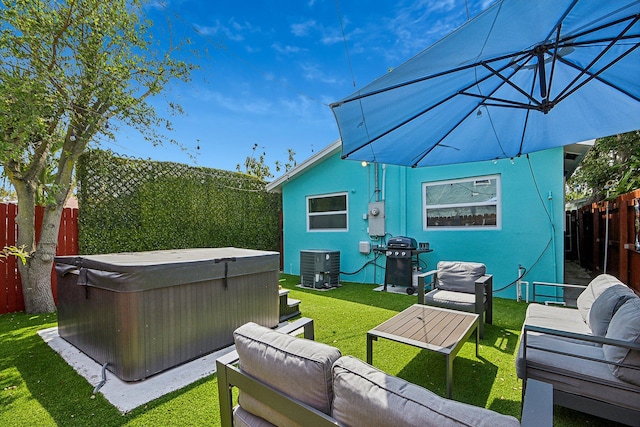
[[555, 42, 640, 105], [330, 49, 541, 107], [558, 13, 640, 46], [481, 60, 543, 108], [553, 16, 640, 105], [542, 0, 579, 43], [341, 58, 516, 158], [545, 24, 564, 105], [517, 66, 542, 155], [411, 65, 517, 167], [410, 107, 478, 168]]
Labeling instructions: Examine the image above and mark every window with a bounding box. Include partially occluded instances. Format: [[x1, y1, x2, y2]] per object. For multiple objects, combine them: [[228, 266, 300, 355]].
[[423, 175, 501, 229], [307, 192, 348, 231]]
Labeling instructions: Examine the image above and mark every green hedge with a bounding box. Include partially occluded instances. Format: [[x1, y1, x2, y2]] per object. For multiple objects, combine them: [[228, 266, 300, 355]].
[[76, 149, 281, 254]]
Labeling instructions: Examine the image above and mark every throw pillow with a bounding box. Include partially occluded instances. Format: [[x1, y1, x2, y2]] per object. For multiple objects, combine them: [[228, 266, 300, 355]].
[[577, 274, 624, 323], [588, 284, 636, 336], [603, 298, 640, 386]]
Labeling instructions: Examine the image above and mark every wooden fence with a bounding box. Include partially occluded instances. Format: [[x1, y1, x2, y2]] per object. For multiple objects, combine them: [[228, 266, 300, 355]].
[[567, 189, 640, 293], [0, 203, 78, 314]]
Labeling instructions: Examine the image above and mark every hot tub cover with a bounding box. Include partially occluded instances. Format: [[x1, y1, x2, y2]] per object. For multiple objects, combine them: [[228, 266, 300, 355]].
[[55, 247, 279, 293]]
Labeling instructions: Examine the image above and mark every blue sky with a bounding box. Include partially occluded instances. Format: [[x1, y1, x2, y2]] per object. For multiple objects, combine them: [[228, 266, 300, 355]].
[[103, 0, 494, 176]]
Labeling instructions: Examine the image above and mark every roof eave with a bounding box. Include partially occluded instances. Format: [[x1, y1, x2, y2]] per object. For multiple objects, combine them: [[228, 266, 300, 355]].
[[266, 139, 342, 193]]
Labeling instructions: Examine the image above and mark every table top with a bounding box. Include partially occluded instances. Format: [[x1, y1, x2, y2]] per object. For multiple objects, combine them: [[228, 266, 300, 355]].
[[367, 304, 478, 355]]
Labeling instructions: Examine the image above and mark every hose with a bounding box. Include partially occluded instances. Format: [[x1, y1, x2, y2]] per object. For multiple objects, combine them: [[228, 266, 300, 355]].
[[93, 363, 109, 395]]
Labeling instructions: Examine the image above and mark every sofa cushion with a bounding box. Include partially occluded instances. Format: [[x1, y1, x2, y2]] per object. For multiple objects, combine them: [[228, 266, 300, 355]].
[[233, 406, 276, 427], [424, 289, 482, 312], [332, 356, 519, 427], [524, 303, 592, 335], [577, 274, 624, 323], [233, 322, 341, 427], [603, 298, 640, 386], [437, 261, 486, 294], [589, 284, 637, 336]]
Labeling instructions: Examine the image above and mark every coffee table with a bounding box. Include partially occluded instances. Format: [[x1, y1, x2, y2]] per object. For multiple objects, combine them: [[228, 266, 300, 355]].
[[367, 304, 479, 398]]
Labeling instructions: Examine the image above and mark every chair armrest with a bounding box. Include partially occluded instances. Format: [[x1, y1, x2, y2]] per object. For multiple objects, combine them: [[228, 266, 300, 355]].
[[417, 269, 438, 304], [524, 324, 640, 351], [520, 379, 553, 427], [216, 359, 338, 426], [531, 281, 587, 303]]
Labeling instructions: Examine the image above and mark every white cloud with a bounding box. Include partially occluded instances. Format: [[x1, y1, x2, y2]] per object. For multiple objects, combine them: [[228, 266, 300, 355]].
[[291, 20, 317, 37], [300, 63, 337, 84], [197, 89, 273, 115], [193, 18, 260, 42], [272, 43, 304, 55]]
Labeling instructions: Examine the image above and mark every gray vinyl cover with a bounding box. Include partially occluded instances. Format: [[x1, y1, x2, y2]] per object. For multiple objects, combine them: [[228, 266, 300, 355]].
[[56, 248, 280, 381], [55, 247, 279, 292]]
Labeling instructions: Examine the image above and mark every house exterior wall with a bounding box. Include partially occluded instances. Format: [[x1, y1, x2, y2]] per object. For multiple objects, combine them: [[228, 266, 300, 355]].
[[279, 147, 565, 300]]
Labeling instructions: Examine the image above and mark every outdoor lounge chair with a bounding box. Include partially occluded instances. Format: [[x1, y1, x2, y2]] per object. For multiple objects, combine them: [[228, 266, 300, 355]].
[[417, 261, 493, 338]]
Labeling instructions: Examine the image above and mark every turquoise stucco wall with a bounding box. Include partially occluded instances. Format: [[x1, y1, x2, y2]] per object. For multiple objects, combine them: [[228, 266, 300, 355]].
[[280, 147, 565, 300]]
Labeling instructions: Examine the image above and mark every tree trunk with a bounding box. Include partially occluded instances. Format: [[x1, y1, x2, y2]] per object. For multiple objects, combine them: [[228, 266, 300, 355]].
[[19, 249, 57, 314], [16, 202, 63, 314]]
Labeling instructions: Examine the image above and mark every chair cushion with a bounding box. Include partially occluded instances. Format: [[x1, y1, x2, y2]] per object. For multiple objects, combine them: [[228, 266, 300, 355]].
[[577, 274, 624, 323], [233, 322, 342, 427], [233, 406, 276, 427], [589, 284, 637, 336], [437, 261, 486, 293], [331, 356, 520, 427], [424, 289, 479, 312], [603, 298, 640, 386]]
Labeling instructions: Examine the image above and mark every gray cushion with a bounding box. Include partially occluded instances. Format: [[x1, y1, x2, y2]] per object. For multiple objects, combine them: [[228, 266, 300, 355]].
[[437, 261, 486, 293], [233, 322, 342, 427], [603, 298, 640, 386], [331, 356, 520, 427], [589, 284, 637, 336], [577, 274, 624, 323], [524, 303, 592, 335], [233, 406, 276, 427], [424, 289, 478, 312]]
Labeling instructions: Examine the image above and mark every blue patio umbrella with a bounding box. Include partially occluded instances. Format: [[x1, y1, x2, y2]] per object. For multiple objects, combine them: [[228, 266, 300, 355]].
[[330, 0, 640, 168]]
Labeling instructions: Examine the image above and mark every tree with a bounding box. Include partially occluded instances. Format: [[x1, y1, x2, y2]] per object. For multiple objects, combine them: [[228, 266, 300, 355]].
[[236, 143, 297, 181], [0, 0, 194, 313], [566, 131, 640, 202]]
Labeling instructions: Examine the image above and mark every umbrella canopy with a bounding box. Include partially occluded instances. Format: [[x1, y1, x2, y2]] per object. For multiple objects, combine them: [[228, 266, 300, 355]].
[[330, 0, 640, 168]]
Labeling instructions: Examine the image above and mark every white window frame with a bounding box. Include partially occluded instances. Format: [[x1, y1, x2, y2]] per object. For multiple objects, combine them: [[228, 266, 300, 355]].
[[306, 192, 349, 232], [422, 175, 501, 230]]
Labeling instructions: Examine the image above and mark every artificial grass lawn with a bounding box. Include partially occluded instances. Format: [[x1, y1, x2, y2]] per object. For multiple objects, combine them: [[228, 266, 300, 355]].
[[0, 275, 621, 426]]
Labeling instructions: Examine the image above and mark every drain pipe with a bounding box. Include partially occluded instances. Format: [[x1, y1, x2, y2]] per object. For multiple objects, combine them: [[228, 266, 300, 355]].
[[548, 191, 557, 283], [93, 362, 109, 395], [603, 182, 613, 274]]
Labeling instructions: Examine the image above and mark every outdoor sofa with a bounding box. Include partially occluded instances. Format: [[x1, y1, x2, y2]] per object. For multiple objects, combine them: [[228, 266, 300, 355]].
[[516, 274, 640, 426], [218, 318, 553, 427]]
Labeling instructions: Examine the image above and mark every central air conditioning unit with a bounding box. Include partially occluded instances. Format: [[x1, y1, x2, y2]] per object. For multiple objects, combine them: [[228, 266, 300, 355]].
[[300, 250, 340, 289]]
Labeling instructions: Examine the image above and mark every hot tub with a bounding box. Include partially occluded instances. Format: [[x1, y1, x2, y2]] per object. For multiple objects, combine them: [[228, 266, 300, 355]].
[[55, 247, 279, 381]]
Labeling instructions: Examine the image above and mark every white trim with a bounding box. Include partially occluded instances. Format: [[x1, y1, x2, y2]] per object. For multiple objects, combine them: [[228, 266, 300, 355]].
[[306, 191, 349, 232], [266, 139, 342, 193], [422, 174, 502, 230]]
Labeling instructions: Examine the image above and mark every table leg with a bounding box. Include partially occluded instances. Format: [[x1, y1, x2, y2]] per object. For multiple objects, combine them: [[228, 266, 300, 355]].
[[475, 323, 479, 358], [367, 334, 376, 364], [446, 354, 453, 399]]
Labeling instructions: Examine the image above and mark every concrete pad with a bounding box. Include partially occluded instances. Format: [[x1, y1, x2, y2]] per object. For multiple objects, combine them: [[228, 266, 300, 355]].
[[38, 327, 234, 413]]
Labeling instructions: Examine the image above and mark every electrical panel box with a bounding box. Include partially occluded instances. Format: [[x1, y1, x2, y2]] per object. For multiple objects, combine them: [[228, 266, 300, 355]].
[[300, 250, 340, 289], [368, 201, 385, 237], [359, 241, 371, 254]]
